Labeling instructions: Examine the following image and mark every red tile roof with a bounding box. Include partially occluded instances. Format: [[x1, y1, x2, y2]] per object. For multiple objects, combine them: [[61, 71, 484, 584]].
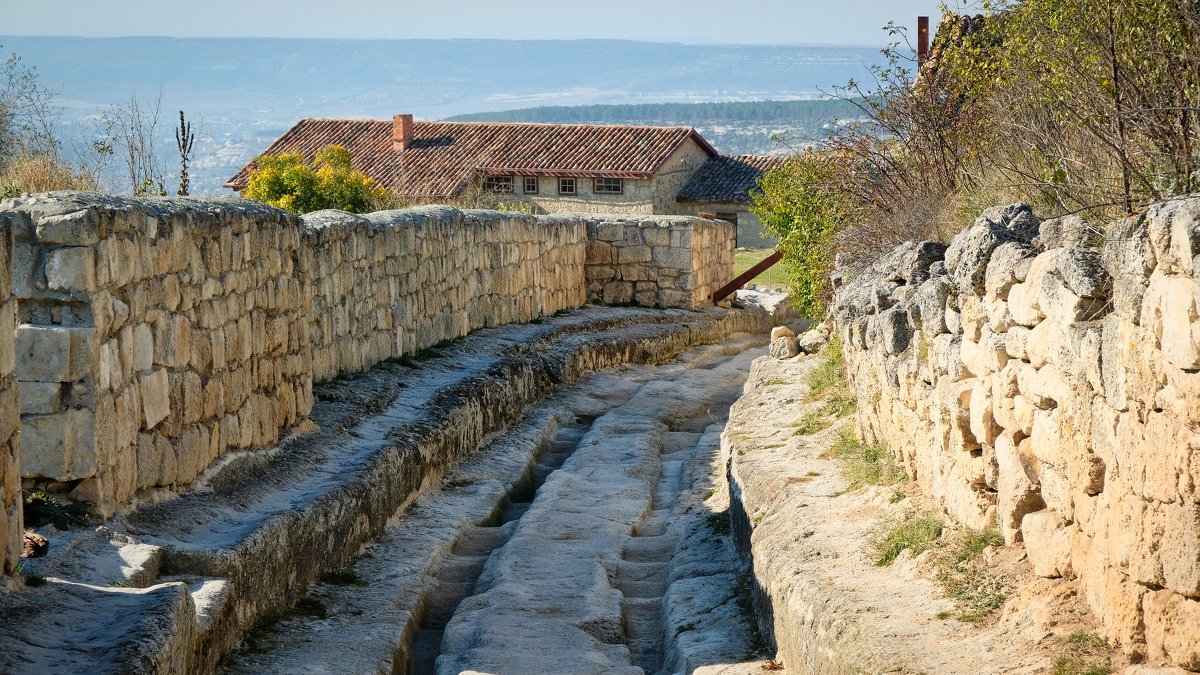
[[226, 118, 718, 198], [676, 154, 785, 204]]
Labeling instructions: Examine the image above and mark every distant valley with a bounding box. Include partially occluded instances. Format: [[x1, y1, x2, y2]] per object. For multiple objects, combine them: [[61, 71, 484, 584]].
[[1, 36, 885, 194]]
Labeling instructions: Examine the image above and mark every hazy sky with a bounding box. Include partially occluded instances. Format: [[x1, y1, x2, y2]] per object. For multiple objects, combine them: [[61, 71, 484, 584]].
[[6, 0, 941, 46]]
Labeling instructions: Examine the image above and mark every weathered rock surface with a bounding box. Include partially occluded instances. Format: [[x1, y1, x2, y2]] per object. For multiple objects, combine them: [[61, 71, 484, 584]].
[[0, 305, 773, 672], [830, 199, 1200, 668], [725, 355, 1108, 674]]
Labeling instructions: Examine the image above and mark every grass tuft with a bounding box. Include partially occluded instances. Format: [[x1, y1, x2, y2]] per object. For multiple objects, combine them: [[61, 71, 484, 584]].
[[705, 511, 731, 536], [933, 528, 1009, 622], [1051, 631, 1112, 675], [871, 516, 943, 566], [822, 432, 906, 490]]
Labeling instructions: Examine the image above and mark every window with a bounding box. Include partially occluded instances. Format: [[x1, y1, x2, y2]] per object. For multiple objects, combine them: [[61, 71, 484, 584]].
[[484, 175, 513, 193], [523, 176, 539, 194], [558, 177, 576, 195], [593, 177, 623, 194]]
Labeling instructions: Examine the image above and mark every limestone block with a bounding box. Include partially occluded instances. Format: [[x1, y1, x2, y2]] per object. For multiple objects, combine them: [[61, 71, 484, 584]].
[[959, 294, 986, 341], [770, 326, 795, 341], [1026, 319, 1071, 370], [585, 241, 615, 265], [995, 432, 1042, 542], [20, 409, 96, 480], [984, 242, 1034, 302], [968, 379, 1000, 446], [36, 209, 99, 246], [1160, 500, 1200, 597], [1022, 509, 1074, 578], [1146, 197, 1200, 275], [1143, 590, 1200, 669], [616, 245, 652, 265], [45, 246, 95, 292], [140, 369, 170, 430], [876, 308, 912, 355], [656, 289, 690, 308], [641, 226, 670, 247], [18, 381, 61, 414], [1144, 274, 1200, 370], [602, 281, 634, 305], [15, 325, 85, 383], [133, 323, 153, 373], [651, 245, 691, 270], [914, 277, 951, 335], [1007, 281, 1044, 328], [769, 336, 799, 360]]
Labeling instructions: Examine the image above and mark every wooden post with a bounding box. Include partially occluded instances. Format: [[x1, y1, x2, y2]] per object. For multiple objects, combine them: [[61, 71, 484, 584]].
[[711, 250, 783, 303]]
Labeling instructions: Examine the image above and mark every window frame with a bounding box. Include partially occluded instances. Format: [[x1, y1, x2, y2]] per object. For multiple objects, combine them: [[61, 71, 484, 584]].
[[523, 176, 539, 194], [483, 175, 514, 194], [593, 177, 624, 195], [558, 177, 577, 195]]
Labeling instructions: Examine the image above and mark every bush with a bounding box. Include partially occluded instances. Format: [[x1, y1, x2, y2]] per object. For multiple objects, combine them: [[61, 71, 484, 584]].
[[750, 151, 855, 317], [243, 144, 396, 214]]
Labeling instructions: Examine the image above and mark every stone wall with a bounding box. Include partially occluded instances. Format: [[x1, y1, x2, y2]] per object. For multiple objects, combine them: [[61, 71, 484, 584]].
[[0, 194, 732, 517], [831, 201, 1200, 668], [0, 214, 18, 581], [8, 194, 309, 517], [302, 207, 586, 382], [675, 202, 777, 249], [584, 215, 734, 309]]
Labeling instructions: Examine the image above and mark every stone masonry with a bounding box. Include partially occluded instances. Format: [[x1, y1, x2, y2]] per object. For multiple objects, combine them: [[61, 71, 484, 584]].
[[584, 215, 734, 309], [0, 213, 18, 583], [304, 207, 586, 382], [830, 201, 1200, 669], [0, 193, 733, 518]]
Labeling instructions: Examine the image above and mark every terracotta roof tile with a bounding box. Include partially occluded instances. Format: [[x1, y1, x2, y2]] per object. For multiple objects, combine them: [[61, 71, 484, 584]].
[[226, 118, 718, 198], [676, 154, 785, 204]]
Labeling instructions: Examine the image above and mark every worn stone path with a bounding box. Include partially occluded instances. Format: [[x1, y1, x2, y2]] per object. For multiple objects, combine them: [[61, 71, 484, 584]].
[[224, 335, 768, 675]]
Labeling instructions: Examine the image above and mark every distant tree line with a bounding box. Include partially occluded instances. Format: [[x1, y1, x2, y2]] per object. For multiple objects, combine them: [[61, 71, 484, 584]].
[[445, 99, 864, 129]]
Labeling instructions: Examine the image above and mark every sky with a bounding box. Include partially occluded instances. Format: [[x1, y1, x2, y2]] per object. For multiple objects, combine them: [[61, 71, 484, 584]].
[[5, 0, 942, 46]]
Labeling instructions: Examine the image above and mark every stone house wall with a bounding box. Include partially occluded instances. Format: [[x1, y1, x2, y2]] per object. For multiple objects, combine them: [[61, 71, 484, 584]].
[[0, 214, 18, 582], [652, 140, 713, 214], [0, 194, 730, 517], [522, 176, 656, 215], [583, 215, 734, 309], [830, 202, 1200, 669]]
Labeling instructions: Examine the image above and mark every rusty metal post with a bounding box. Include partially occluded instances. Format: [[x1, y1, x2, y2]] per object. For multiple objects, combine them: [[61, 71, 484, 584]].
[[711, 250, 783, 303], [917, 16, 930, 66]]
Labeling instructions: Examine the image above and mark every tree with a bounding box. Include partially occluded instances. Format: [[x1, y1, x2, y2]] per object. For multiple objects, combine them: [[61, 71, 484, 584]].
[[175, 110, 194, 196], [0, 46, 58, 168], [242, 145, 392, 214], [96, 91, 167, 196]]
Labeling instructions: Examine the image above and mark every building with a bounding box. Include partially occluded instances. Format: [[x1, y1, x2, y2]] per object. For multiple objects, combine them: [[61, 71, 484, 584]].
[[227, 114, 783, 247]]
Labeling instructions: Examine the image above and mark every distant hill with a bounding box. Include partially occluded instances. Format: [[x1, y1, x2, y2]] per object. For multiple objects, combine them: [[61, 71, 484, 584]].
[[445, 99, 866, 155], [1, 36, 884, 193]]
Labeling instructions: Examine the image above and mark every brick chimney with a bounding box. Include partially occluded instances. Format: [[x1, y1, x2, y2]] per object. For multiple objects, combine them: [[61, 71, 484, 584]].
[[393, 114, 414, 151]]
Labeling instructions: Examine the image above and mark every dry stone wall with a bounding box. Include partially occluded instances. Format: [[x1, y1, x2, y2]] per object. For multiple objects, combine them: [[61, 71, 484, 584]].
[[831, 201, 1200, 669], [303, 207, 586, 381], [7, 194, 309, 518], [584, 215, 733, 309], [0, 194, 732, 518], [0, 214, 18, 582]]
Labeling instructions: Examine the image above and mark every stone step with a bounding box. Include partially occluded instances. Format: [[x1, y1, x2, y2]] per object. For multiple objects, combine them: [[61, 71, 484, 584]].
[[618, 578, 666, 599], [500, 500, 533, 522], [452, 526, 509, 557], [622, 535, 677, 563], [435, 554, 489, 583], [420, 580, 477, 628], [616, 560, 669, 584]]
